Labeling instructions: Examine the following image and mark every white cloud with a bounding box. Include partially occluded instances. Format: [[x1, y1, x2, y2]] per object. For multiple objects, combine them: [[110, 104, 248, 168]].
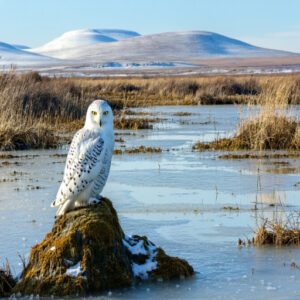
[[241, 30, 300, 53]]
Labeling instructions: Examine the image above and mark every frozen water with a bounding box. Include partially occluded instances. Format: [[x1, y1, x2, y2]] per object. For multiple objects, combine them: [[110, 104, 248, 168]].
[[1, 105, 300, 299]]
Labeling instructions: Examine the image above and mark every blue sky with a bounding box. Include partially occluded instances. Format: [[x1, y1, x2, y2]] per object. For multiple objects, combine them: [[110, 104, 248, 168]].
[[1, 0, 300, 52]]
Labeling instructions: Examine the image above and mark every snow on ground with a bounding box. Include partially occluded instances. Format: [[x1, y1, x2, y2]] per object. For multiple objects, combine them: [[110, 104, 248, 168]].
[[123, 235, 158, 280]]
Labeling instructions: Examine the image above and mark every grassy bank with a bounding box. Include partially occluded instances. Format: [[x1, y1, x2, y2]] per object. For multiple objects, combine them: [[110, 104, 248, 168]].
[[0, 72, 125, 150], [194, 77, 300, 151], [1, 71, 300, 149], [238, 211, 300, 247], [193, 115, 300, 151], [68, 74, 300, 106]]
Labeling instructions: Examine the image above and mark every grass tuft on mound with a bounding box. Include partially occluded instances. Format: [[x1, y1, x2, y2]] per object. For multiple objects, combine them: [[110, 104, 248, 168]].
[[194, 79, 300, 151], [239, 210, 300, 247], [194, 115, 300, 151], [253, 218, 300, 247]]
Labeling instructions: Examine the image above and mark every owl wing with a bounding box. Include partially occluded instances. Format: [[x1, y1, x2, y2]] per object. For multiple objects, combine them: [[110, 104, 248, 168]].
[[52, 130, 105, 207]]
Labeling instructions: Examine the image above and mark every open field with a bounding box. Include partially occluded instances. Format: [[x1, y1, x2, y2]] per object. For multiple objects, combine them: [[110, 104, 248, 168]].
[[7, 55, 300, 77]]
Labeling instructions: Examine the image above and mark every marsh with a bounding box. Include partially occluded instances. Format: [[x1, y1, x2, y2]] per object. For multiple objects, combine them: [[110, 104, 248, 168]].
[[1, 105, 300, 299]]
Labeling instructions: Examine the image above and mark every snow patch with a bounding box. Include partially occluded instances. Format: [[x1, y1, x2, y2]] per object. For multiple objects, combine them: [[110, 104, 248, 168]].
[[66, 261, 84, 277], [123, 235, 158, 280]]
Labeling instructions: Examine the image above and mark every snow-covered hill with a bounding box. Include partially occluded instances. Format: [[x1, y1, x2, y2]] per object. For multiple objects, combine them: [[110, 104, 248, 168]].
[[28, 30, 294, 62], [0, 41, 54, 65], [30, 29, 140, 58], [0, 29, 298, 73], [53, 31, 293, 62], [12, 44, 30, 50]]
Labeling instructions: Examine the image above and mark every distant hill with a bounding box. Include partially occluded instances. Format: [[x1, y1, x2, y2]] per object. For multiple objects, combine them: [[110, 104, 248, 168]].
[[0, 41, 54, 66], [31, 29, 291, 63], [0, 29, 298, 74], [12, 44, 30, 50], [29, 29, 140, 58]]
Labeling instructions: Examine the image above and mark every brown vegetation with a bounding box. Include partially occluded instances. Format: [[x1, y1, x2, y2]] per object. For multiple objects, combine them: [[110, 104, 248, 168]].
[[0, 72, 122, 150], [218, 152, 300, 159], [238, 209, 300, 247], [193, 120, 299, 152], [1, 71, 300, 149], [194, 115, 300, 151], [79, 74, 300, 106], [265, 166, 300, 174], [253, 218, 300, 246], [114, 146, 162, 155], [223, 206, 240, 211], [0, 263, 16, 297], [114, 115, 162, 130], [194, 77, 300, 151], [0, 123, 58, 150], [173, 112, 193, 116]]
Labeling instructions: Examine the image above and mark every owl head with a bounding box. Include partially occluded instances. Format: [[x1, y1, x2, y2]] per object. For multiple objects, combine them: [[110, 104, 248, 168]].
[[85, 99, 114, 130]]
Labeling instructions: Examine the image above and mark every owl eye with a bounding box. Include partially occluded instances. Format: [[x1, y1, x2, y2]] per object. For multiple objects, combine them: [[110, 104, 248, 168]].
[[103, 111, 109, 116], [91, 111, 97, 116]]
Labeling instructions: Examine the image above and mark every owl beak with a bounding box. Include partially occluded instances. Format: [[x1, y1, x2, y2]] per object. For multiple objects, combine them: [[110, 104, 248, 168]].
[[99, 119, 102, 127]]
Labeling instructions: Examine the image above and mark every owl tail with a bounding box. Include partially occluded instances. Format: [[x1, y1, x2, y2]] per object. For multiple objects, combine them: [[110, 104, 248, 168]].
[[55, 200, 75, 216]]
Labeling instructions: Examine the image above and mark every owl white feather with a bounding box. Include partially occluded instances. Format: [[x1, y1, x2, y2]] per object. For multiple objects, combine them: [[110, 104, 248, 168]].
[[51, 99, 115, 216]]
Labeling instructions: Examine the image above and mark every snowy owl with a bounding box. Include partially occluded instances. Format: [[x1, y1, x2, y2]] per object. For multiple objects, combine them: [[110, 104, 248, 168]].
[[51, 99, 115, 216]]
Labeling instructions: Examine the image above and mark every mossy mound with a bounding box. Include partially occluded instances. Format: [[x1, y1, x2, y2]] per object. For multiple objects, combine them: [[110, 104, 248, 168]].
[[14, 198, 193, 297]]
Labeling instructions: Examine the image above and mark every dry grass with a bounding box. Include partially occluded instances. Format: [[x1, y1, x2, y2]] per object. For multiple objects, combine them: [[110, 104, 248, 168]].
[[0, 72, 122, 150], [173, 112, 193, 116], [82, 76, 262, 106], [74, 74, 300, 106], [114, 146, 162, 155], [0, 123, 58, 150], [0, 262, 16, 297], [218, 152, 300, 159], [1, 71, 300, 149], [193, 115, 300, 151], [252, 213, 300, 246], [114, 115, 162, 130], [223, 206, 240, 211], [194, 77, 300, 151], [122, 110, 152, 116]]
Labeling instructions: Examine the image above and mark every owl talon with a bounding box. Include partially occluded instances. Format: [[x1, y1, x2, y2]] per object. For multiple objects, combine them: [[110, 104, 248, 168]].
[[88, 196, 102, 205]]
